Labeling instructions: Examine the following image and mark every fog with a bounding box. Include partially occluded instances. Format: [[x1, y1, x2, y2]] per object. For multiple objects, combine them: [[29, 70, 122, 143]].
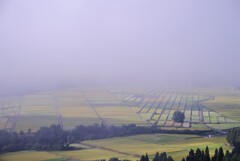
[[1, 0, 240, 95]]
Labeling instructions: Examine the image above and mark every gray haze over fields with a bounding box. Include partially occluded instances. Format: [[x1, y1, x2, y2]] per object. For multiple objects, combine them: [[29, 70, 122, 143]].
[[0, 0, 240, 95]]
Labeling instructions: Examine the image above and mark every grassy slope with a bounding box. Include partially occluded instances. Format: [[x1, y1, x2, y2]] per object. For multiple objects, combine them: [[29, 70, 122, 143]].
[[0, 151, 63, 161], [0, 134, 231, 161]]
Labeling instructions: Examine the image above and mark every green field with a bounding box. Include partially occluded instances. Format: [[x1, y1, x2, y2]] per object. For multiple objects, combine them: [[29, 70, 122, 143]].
[[0, 134, 231, 161]]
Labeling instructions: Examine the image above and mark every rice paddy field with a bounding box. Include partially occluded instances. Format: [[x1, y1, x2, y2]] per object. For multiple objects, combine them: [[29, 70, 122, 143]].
[[0, 87, 240, 132], [0, 87, 240, 161], [0, 134, 231, 161]]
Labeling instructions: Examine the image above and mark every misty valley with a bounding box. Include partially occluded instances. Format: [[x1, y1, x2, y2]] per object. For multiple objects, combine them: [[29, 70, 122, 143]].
[[1, 0, 240, 161]]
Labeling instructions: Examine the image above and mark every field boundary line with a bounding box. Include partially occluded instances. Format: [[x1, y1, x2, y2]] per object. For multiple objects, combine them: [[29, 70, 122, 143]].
[[11, 105, 21, 132], [164, 93, 178, 126], [138, 90, 156, 113], [201, 123, 227, 135], [149, 91, 169, 120], [52, 96, 63, 128], [107, 88, 153, 126], [153, 91, 173, 128], [146, 92, 162, 113], [81, 142, 141, 158], [80, 90, 107, 126]]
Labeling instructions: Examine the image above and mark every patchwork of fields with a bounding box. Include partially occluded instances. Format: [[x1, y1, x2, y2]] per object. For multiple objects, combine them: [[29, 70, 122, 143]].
[[116, 88, 240, 130], [0, 88, 240, 132]]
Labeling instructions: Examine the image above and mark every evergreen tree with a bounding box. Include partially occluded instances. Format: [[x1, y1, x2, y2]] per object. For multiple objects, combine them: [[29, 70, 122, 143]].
[[212, 148, 218, 161], [109, 158, 120, 161], [160, 152, 168, 160], [195, 148, 202, 160], [224, 150, 230, 161], [145, 153, 149, 161], [140, 155, 146, 161], [218, 147, 224, 161], [205, 146, 210, 161], [153, 152, 160, 161], [189, 149, 195, 161], [186, 156, 190, 161], [168, 156, 174, 161]]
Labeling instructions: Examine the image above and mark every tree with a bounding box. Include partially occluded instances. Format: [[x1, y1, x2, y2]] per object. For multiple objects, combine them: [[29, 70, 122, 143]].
[[140, 155, 146, 161], [153, 152, 160, 161], [140, 154, 150, 161], [109, 158, 120, 161], [205, 146, 211, 161], [226, 127, 240, 152], [218, 147, 224, 161], [195, 148, 202, 160], [145, 153, 149, 161], [212, 148, 218, 161], [172, 111, 185, 123]]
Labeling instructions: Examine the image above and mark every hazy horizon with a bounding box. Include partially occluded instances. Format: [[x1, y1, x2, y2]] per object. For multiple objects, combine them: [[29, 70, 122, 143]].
[[1, 0, 240, 95]]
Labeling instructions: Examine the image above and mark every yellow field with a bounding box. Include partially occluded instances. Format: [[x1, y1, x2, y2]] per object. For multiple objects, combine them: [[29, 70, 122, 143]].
[[0, 87, 239, 132], [81, 134, 231, 161], [0, 151, 62, 161], [197, 88, 240, 123], [0, 134, 231, 161]]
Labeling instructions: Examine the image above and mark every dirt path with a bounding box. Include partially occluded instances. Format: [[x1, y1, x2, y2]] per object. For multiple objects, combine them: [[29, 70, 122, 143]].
[[201, 123, 226, 135], [164, 93, 178, 126], [80, 90, 107, 126], [153, 92, 173, 128], [81, 142, 141, 158], [149, 91, 168, 120], [138, 91, 156, 113], [146, 92, 162, 113], [108, 88, 153, 126], [198, 104, 204, 123]]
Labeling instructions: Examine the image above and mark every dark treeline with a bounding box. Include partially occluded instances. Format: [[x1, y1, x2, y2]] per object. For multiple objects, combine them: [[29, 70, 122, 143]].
[[103, 146, 240, 161], [181, 146, 239, 161], [139, 146, 240, 161], [0, 123, 211, 153], [138, 147, 230, 161]]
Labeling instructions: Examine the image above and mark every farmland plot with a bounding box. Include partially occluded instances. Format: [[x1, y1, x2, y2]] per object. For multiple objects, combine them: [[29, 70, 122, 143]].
[[129, 89, 240, 130], [0, 87, 239, 132]]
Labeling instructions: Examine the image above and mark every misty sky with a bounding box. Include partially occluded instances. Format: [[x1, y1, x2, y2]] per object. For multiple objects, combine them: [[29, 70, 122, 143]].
[[1, 0, 240, 94]]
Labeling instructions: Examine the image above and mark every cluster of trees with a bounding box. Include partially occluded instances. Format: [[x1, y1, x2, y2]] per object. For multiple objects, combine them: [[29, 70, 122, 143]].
[[102, 147, 239, 161], [182, 146, 221, 161], [225, 127, 240, 161], [97, 158, 131, 161], [152, 152, 174, 161], [182, 146, 240, 161], [226, 127, 240, 151], [0, 123, 211, 153], [0, 125, 71, 152], [172, 111, 185, 123], [140, 152, 174, 161]]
